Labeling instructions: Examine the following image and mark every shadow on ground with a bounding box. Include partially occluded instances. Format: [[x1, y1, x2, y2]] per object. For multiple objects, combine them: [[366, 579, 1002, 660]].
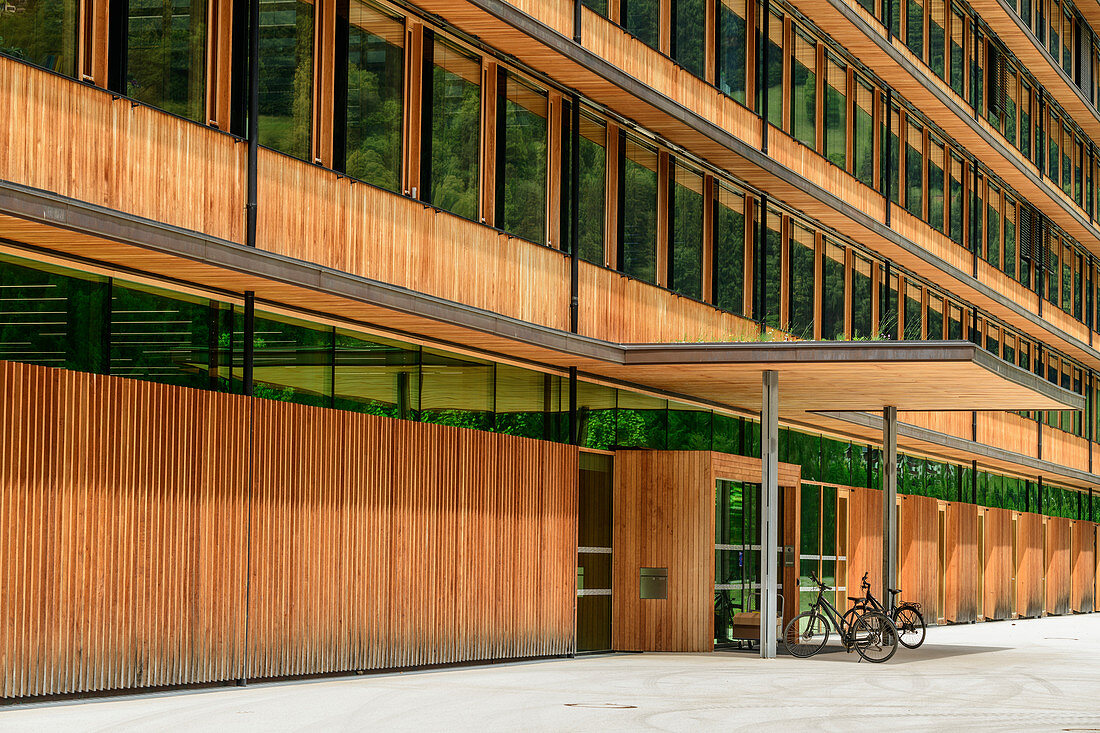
[[714, 642, 1010, 663]]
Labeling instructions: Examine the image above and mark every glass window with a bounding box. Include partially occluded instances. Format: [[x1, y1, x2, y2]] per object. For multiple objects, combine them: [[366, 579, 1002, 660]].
[[620, 135, 658, 283], [581, 0, 608, 16], [947, 302, 962, 339], [851, 253, 873, 339], [881, 267, 899, 339], [927, 292, 944, 339], [949, 7, 964, 96], [420, 348, 494, 430], [762, 7, 784, 122], [673, 0, 704, 77], [0, 0, 77, 75], [111, 280, 233, 391], [928, 136, 944, 233], [907, 0, 924, 59], [566, 110, 607, 265], [973, 30, 983, 115], [258, 0, 315, 159], [929, 0, 945, 79], [1049, 112, 1060, 182], [251, 311, 333, 407], [1004, 197, 1017, 279], [824, 55, 846, 167], [853, 77, 874, 187], [124, 0, 206, 121], [671, 162, 704, 300], [904, 281, 923, 339], [0, 254, 110, 374], [616, 390, 667, 449], [1019, 82, 1031, 159], [1062, 243, 1073, 315], [986, 182, 1001, 270], [1005, 67, 1017, 147], [788, 223, 815, 339], [339, 0, 404, 192], [1048, 239, 1060, 306], [971, 171, 983, 257], [760, 207, 783, 329], [822, 240, 845, 339], [426, 38, 480, 220], [576, 380, 617, 450], [496, 70, 548, 243], [333, 328, 419, 418], [1061, 124, 1072, 198], [948, 153, 963, 244], [791, 28, 816, 149], [885, 102, 900, 204], [715, 183, 745, 315], [495, 364, 565, 441], [623, 0, 659, 49], [717, 0, 747, 104], [905, 119, 923, 219]]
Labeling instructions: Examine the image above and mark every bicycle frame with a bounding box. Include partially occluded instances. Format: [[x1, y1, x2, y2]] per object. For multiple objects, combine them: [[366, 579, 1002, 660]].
[[804, 586, 848, 639]]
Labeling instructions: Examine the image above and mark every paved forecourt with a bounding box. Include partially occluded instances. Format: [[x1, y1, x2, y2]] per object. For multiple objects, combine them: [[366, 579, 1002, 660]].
[[4, 614, 1100, 732]]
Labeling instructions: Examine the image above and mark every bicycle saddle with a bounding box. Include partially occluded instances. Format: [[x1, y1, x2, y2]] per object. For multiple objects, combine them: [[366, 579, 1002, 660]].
[[847, 596, 863, 602], [887, 588, 902, 595]]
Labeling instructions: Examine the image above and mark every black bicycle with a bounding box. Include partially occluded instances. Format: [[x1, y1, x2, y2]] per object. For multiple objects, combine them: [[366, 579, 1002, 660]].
[[842, 572, 926, 649], [783, 570, 899, 663]]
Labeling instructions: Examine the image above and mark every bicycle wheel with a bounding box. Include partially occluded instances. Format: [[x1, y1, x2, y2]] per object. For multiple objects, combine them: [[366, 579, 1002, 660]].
[[851, 611, 898, 663], [783, 611, 830, 658], [892, 605, 926, 649], [840, 604, 864, 637]]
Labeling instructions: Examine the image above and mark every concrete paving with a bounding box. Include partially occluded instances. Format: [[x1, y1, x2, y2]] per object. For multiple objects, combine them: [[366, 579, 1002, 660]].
[[5, 614, 1100, 732]]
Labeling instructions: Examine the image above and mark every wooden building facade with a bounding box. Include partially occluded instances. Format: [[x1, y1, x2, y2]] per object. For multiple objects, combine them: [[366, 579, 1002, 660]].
[[1, 0, 1100, 699]]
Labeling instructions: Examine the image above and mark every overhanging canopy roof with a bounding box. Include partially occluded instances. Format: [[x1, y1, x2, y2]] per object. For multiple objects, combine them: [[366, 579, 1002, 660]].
[[587, 341, 1082, 414]]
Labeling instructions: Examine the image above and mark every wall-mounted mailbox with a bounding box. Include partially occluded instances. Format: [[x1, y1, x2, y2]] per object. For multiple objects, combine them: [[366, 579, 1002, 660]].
[[639, 567, 667, 599]]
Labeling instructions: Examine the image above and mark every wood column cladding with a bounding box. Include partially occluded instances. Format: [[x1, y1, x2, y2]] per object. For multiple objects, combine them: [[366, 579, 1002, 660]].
[[944, 501, 978, 623], [612, 451, 800, 652], [78, 0, 109, 84], [982, 507, 1015, 620], [313, 0, 337, 166], [205, 0, 235, 129], [0, 360, 578, 698]]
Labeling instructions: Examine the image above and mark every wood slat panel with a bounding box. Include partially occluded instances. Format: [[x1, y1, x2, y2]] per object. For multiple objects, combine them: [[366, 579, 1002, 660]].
[[899, 494, 939, 620], [247, 400, 578, 677], [1071, 521, 1095, 614], [0, 361, 250, 698], [256, 149, 571, 331], [577, 261, 760, 343], [0, 359, 577, 698], [983, 507, 1014, 620], [1041, 425, 1090, 472], [847, 487, 883, 599], [945, 502, 978, 623], [1045, 517, 1072, 616], [1016, 512, 1045, 618], [0, 60, 244, 243], [612, 450, 713, 652]]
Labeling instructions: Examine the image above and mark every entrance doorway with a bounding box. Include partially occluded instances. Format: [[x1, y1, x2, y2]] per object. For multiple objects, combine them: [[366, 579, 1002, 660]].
[[714, 480, 784, 646], [577, 452, 613, 652]]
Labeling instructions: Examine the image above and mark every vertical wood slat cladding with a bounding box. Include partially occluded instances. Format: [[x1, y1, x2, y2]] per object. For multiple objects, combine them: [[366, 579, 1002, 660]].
[[1015, 512, 1045, 618], [846, 487, 883, 599], [247, 401, 578, 677], [983, 508, 1015, 620], [1040, 426, 1090, 472], [612, 451, 713, 652], [1071, 522, 1095, 613], [944, 502, 978, 623], [899, 495, 939, 620], [0, 361, 577, 698], [1044, 517, 1072, 616], [256, 149, 571, 331], [578, 261, 759, 343], [0, 361, 250, 698], [0, 61, 245, 243]]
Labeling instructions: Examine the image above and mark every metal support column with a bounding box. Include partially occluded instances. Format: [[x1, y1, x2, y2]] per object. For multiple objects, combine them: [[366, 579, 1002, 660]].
[[882, 405, 898, 596], [760, 370, 779, 659]]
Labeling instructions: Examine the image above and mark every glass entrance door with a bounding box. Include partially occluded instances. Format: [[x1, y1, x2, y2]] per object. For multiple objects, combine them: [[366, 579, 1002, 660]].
[[577, 452, 613, 652], [714, 480, 784, 646]]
